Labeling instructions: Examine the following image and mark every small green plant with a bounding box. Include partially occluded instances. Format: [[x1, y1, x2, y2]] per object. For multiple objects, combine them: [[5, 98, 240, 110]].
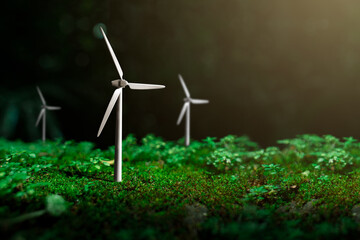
[[315, 149, 353, 172], [206, 148, 242, 171], [262, 164, 284, 176], [244, 185, 280, 202], [46, 194, 68, 216], [251, 147, 281, 163], [64, 156, 111, 175]]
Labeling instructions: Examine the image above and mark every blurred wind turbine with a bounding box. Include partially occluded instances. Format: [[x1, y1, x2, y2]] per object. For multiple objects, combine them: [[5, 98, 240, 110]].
[[35, 86, 61, 142], [97, 27, 165, 182], [177, 74, 209, 146]]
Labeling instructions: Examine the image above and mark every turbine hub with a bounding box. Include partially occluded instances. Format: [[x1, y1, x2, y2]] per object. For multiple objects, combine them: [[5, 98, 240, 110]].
[[112, 79, 128, 88], [184, 98, 190, 102]]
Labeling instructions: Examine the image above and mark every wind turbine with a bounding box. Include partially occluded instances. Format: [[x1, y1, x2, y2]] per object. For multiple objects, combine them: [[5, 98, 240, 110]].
[[35, 86, 61, 142], [97, 27, 165, 182], [177, 74, 209, 146]]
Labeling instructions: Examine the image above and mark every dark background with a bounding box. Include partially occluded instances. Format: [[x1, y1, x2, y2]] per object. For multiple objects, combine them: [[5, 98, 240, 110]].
[[2, 0, 360, 148]]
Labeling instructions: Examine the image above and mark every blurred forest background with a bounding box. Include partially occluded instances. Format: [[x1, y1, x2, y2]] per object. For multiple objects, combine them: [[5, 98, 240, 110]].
[[2, 0, 360, 148]]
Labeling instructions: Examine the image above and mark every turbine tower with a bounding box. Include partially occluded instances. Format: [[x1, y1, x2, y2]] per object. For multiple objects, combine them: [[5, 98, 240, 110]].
[[97, 27, 165, 182], [35, 86, 61, 142], [177, 74, 209, 146]]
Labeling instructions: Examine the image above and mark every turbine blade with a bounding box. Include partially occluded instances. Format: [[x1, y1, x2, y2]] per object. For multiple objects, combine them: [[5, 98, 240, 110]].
[[97, 88, 122, 137], [46, 106, 61, 110], [190, 98, 209, 104], [35, 108, 45, 127], [100, 27, 124, 79], [178, 74, 190, 98], [36, 86, 46, 105], [127, 82, 165, 90], [177, 102, 189, 125]]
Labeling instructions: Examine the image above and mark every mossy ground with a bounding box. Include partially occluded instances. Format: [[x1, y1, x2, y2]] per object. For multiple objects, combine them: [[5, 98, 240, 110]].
[[1, 134, 360, 239]]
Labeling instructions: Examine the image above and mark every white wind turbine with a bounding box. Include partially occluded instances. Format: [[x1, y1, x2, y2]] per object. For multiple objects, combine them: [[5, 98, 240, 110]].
[[177, 74, 209, 146], [35, 86, 61, 142], [97, 27, 165, 182]]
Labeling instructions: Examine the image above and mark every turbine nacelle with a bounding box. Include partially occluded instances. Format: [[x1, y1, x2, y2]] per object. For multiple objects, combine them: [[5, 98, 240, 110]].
[[112, 79, 128, 88], [111, 79, 165, 90]]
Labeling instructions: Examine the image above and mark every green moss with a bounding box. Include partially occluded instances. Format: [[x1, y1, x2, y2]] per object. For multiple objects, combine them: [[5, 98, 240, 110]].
[[1, 134, 360, 239]]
